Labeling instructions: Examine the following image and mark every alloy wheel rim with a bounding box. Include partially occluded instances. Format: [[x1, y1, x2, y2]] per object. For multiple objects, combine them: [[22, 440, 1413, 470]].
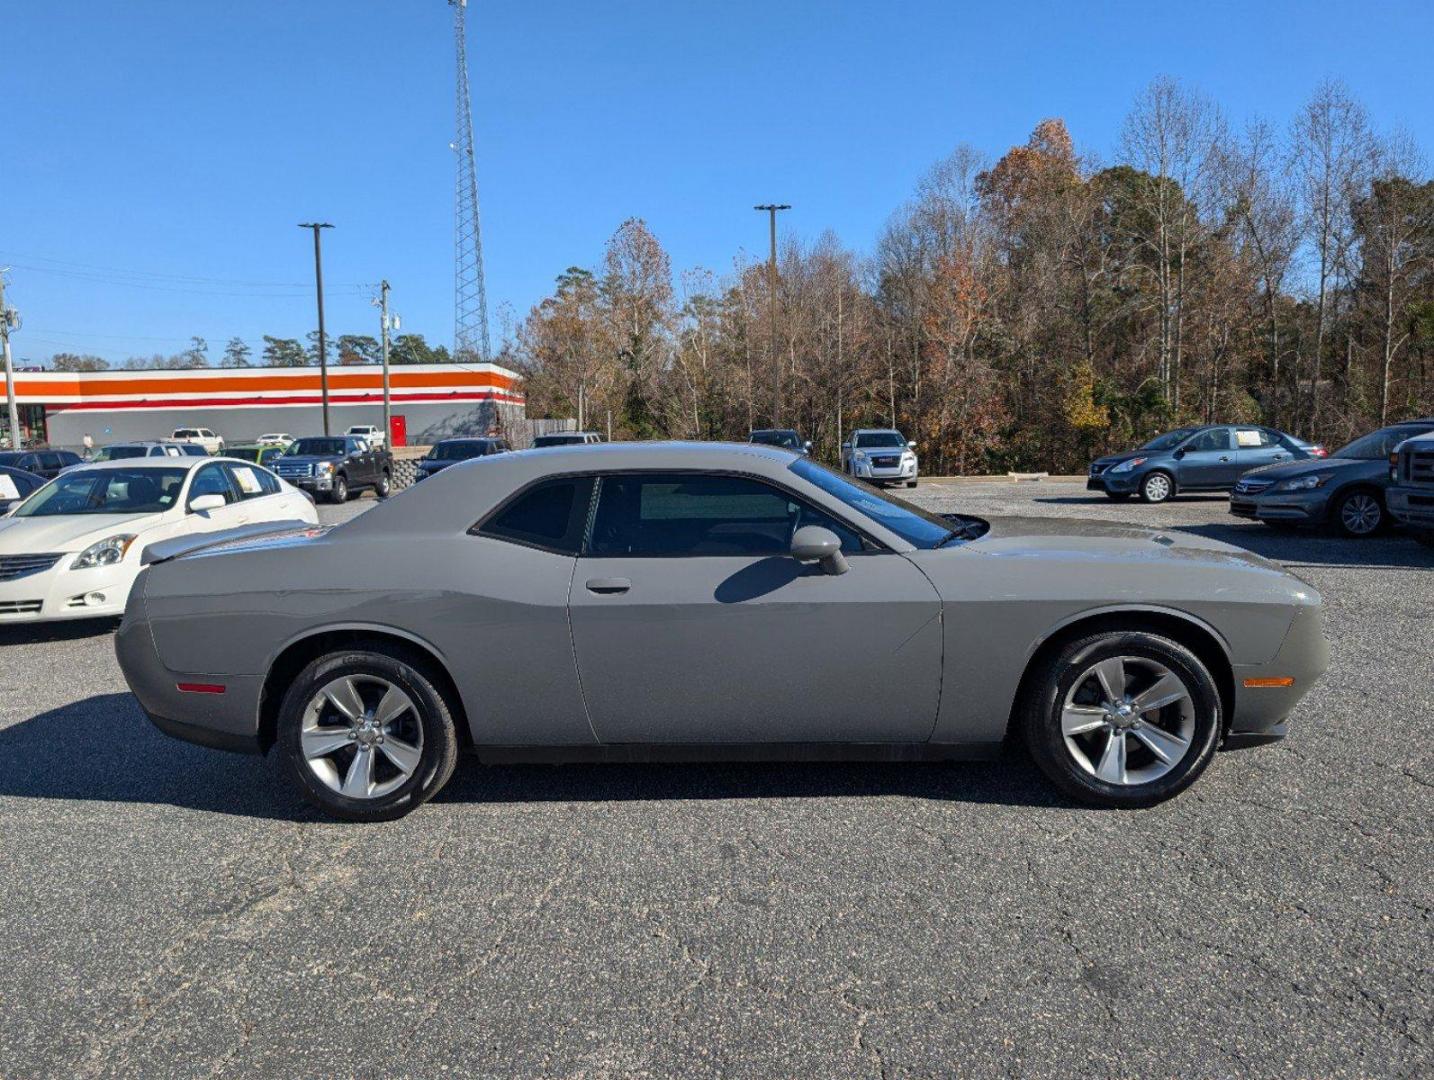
[[1341, 494, 1380, 535], [1145, 474, 1170, 501], [1061, 655, 1196, 786], [301, 675, 423, 799]]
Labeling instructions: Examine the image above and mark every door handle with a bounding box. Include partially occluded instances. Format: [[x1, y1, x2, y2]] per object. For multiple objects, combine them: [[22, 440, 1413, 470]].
[[585, 577, 631, 595], [1219, 455, 1232, 462]]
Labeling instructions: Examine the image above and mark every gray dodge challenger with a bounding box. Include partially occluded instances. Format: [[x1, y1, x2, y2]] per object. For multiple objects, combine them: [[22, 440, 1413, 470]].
[[116, 442, 1329, 821]]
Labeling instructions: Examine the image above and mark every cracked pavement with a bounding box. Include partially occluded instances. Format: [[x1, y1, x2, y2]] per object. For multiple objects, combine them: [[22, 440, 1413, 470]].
[[0, 481, 1429, 1078]]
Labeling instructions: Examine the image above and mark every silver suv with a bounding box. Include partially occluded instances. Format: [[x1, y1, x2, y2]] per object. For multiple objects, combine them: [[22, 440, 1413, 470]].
[[1386, 430, 1434, 548], [840, 429, 918, 487]]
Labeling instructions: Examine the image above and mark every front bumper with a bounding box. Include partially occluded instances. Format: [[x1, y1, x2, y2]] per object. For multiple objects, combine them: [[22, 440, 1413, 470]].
[[115, 579, 265, 754], [1386, 485, 1434, 528], [1088, 470, 1139, 493], [1225, 602, 1329, 747], [852, 459, 917, 483], [1229, 489, 1329, 524], [280, 472, 335, 492], [0, 556, 134, 623]]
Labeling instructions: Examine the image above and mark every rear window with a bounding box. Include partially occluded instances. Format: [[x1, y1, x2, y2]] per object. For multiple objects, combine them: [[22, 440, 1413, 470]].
[[477, 477, 593, 554]]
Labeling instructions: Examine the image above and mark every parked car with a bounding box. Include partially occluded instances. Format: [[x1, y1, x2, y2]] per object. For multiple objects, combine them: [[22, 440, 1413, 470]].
[[171, 427, 224, 454], [1385, 430, 1434, 548], [256, 433, 294, 448], [0, 448, 83, 479], [1229, 419, 1434, 537], [531, 431, 603, 448], [0, 465, 46, 514], [1290, 436, 1330, 459], [415, 437, 509, 482], [0, 457, 316, 623], [345, 424, 386, 449], [116, 441, 1327, 821], [1087, 425, 1312, 504], [272, 436, 393, 503], [85, 441, 191, 465], [749, 429, 812, 454], [840, 429, 919, 487], [227, 444, 287, 468]]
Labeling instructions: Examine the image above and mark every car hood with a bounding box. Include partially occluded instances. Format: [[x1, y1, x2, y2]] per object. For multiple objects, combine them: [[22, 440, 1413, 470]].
[[0, 512, 166, 553], [1091, 450, 1150, 468], [1241, 457, 1369, 481], [417, 458, 455, 470], [963, 515, 1285, 574]]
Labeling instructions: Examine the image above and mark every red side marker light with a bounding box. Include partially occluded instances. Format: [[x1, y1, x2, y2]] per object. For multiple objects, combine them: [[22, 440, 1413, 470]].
[[177, 682, 226, 695], [1243, 677, 1295, 688]]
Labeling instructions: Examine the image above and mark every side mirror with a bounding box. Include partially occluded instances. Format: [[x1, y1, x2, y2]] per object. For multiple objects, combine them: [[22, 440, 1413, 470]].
[[188, 493, 226, 513], [790, 526, 849, 576], [907, 440, 917, 450], [841, 442, 851, 451], [1172, 448, 1186, 460], [803, 440, 813, 453]]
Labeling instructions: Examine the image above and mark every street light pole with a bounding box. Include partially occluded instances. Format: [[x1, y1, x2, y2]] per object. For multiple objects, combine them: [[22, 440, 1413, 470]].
[[378, 280, 392, 445], [299, 223, 334, 435], [0, 270, 21, 450], [753, 204, 789, 427]]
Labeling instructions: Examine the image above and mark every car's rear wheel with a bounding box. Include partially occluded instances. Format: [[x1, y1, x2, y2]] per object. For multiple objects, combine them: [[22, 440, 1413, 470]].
[[329, 474, 348, 504], [1140, 472, 1174, 504], [1332, 489, 1384, 538], [276, 647, 459, 821], [1021, 631, 1221, 807]]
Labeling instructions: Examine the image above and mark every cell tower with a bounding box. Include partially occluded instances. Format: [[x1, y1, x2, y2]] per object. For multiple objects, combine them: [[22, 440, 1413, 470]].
[[450, 0, 491, 362]]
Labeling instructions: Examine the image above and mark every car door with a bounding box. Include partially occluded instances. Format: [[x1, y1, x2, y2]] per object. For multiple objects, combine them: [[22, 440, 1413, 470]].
[[1175, 427, 1237, 488], [566, 471, 944, 744], [1234, 427, 1291, 473]]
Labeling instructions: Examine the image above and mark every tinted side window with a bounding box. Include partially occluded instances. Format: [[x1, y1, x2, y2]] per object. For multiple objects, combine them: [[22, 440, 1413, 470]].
[[225, 463, 278, 500], [587, 473, 864, 557], [1186, 428, 1231, 452], [478, 477, 593, 554]]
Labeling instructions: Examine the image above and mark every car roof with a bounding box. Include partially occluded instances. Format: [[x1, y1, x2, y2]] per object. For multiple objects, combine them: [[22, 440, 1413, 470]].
[[64, 456, 207, 472]]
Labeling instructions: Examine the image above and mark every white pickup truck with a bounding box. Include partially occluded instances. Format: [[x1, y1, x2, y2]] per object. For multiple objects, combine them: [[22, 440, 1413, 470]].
[[170, 427, 224, 454]]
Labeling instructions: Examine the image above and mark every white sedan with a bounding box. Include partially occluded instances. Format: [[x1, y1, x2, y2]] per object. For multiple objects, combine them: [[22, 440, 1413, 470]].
[[0, 457, 317, 622]]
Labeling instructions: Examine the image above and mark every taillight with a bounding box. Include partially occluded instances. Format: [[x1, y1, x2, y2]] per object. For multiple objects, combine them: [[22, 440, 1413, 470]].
[[1311, 446, 1329, 458]]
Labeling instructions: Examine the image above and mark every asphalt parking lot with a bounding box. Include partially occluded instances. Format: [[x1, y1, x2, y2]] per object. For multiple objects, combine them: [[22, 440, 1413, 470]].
[[0, 480, 1429, 1079]]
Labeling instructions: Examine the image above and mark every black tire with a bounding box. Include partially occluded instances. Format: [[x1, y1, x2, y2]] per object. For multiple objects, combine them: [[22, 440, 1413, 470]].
[[1139, 471, 1174, 504], [906, 479, 918, 488], [1330, 489, 1385, 538], [1414, 531, 1434, 550], [329, 474, 348, 504], [1105, 492, 1132, 502], [1020, 631, 1222, 808], [275, 646, 460, 822], [375, 471, 391, 499]]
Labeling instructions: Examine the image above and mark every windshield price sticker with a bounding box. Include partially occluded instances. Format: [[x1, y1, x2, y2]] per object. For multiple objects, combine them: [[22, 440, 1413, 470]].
[[232, 466, 263, 495]]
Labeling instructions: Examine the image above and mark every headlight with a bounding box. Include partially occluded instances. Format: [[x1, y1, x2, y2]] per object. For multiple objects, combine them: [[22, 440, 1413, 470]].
[[1275, 473, 1332, 492], [70, 534, 137, 570], [316, 461, 335, 474], [853, 451, 868, 463], [1110, 457, 1146, 473]]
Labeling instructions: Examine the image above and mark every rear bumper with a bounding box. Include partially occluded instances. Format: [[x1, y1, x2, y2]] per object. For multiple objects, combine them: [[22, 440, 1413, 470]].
[[1386, 485, 1434, 528], [115, 579, 265, 755]]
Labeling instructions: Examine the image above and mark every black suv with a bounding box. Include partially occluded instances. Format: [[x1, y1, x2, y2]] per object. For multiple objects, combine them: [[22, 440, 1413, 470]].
[[273, 436, 394, 503], [0, 448, 82, 479]]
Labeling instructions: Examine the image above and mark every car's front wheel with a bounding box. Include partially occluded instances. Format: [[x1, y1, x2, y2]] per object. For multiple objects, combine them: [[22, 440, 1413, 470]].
[[1332, 489, 1384, 538], [375, 471, 392, 498], [1140, 472, 1174, 503], [1021, 631, 1221, 808], [276, 646, 460, 822], [329, 474, 348, 503], [906, 479, 918, 488]]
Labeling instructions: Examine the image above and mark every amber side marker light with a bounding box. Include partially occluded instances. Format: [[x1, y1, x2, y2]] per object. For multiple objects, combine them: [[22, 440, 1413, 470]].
[[176, 682, 226, 695], [1243, 677, 1295, 688]]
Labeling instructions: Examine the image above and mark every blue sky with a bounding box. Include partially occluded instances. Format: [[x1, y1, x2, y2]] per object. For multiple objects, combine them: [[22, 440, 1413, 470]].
[[4, 0, 1432, 366]]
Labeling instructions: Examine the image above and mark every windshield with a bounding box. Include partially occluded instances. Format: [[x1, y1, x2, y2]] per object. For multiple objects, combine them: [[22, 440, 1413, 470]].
[[1139, 428, 1198, 451], [432, 442, 486, 461], [228, 447, 262, 463], [93, 445, 148, 461], [854, 432, 905, 449], [533, 434, 584, 447], [789, 457, 953, 548], [288, 438, 345, 456], [751, 431, 801, 450], [13, 467, 186, 517], [1334, 426, 1434, 460]]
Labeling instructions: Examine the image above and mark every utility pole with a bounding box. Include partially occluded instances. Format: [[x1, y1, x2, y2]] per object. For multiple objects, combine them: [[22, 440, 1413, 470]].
[[299, 223, 334, 434], [376, 280, 393, 444], [754, 204, 789, 426], [0, 271, 21, 450]]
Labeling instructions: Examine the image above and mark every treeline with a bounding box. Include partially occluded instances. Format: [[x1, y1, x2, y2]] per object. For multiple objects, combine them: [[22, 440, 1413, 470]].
[[518, 77, 1434, 472], [48, 332, 457, 372]]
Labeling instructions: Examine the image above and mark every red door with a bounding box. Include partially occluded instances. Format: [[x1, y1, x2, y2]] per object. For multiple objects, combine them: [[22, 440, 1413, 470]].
[[389, 414, 407, 448]]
